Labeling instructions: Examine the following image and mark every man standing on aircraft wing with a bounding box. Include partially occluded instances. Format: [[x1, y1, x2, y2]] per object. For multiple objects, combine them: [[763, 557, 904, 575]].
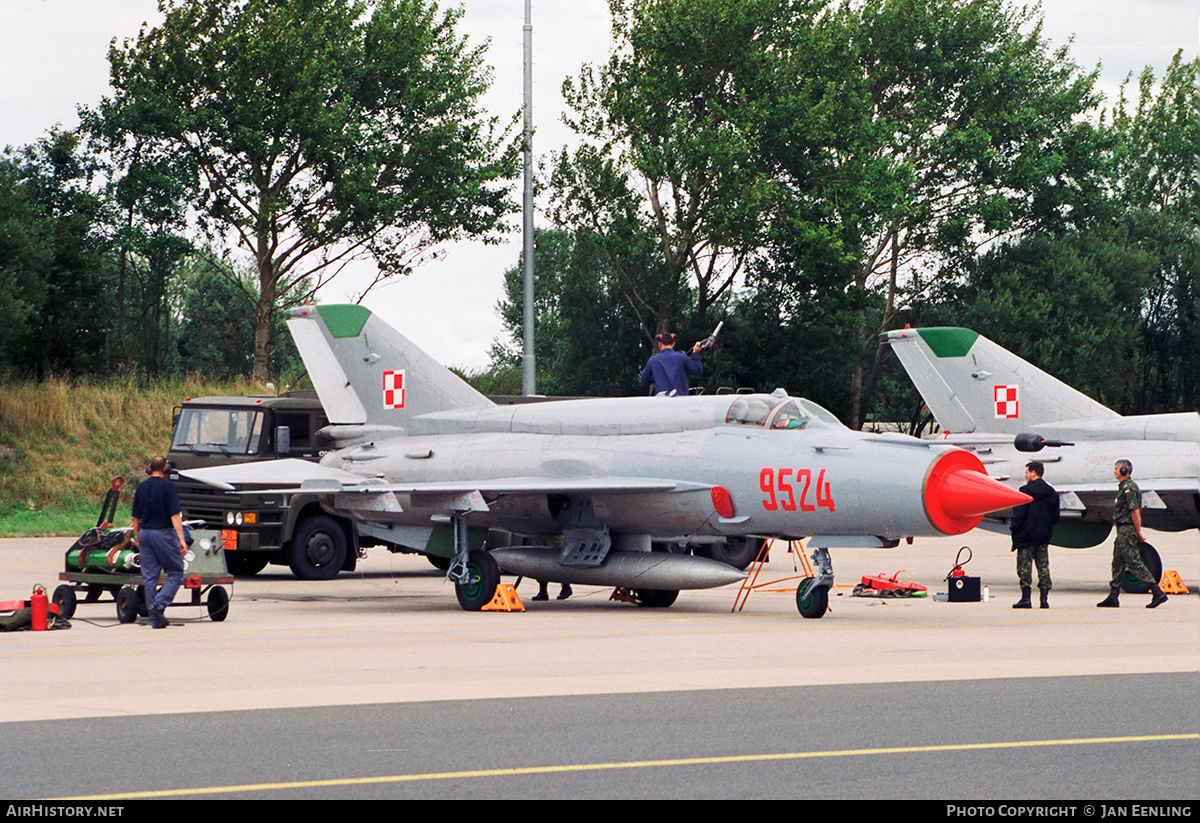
[[1098, 460, 1168, 609], [640, 332, 702, 396], [1009, 461, 1058, 609]]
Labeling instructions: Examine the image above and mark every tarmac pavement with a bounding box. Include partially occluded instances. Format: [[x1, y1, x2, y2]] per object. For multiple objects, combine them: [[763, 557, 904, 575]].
[[2, 527, 1195, 724]]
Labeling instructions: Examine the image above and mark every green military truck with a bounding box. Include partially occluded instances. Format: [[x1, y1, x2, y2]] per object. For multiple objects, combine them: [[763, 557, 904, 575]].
[[167, 391, 371, 579]]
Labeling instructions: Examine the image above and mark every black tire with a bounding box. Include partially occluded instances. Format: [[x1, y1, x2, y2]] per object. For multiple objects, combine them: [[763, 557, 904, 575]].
[[206, 586, 230, 622], [454, 550, 500, 611], [225, 552, 269, 577], [288, 516, 348, 580], [52, 585, 77, 619], [702, 537, 763, 570], [116, 587, 140, 624], [1122, 541, 1163, 594], [796, 578, 829, 618], [635, 589, 679, 608]]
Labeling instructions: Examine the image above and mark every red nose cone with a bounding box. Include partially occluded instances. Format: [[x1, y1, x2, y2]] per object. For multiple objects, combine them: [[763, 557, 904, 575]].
[[924, 450, 1033, 535]]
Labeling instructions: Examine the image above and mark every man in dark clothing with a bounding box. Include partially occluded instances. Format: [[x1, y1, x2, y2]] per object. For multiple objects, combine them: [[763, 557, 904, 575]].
[[640, 333, 702, 397], [1009, 461, 1059, 609], [131, 456, 188, 629]]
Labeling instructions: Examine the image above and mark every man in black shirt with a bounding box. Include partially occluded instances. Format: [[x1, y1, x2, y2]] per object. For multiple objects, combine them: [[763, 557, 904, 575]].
[[1009, 461, 1059, 609], [131, 456, 187, 628]]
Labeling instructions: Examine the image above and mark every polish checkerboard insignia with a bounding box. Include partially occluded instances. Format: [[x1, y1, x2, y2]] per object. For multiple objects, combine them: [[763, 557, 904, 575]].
[[383, 370, 405, 409], [994, 385, 1018, 418]]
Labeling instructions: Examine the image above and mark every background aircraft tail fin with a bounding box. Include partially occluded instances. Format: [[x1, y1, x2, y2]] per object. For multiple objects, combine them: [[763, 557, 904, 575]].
[[287, 304, 492, 426], [883, 327, 1118, 434]]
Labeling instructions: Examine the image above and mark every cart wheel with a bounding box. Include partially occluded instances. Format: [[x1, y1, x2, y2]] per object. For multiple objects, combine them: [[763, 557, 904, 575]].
[[206, 586, 230, 622], [116, 588, 140, 624], [52, 585, 77, 619]]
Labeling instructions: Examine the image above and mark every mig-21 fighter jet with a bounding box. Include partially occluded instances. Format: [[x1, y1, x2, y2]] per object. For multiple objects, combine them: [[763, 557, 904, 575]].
[[884, 327, 1200, 575], [183, 305, 1029, 617]]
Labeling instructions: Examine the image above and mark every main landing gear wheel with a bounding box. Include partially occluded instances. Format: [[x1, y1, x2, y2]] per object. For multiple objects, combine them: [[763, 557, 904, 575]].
[[796, 578, 830, 619], [701, 537, 762, 571], [52, 585, 77, 619], [455, 550, 500, 611], [288, 516, 348, 581], [635, 589, 679, 608], [1122, 541, 1163, 595]]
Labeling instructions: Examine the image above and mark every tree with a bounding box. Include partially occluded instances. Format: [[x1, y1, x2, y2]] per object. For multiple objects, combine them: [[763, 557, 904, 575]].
[[755, 0, 1105, 427], [177, 255, 258, 377], [1109, 53, 1200, 412], [0, 150, 52, 372], [495, 228, 648, 396], [177, 251, 304, 379], [100, 0, 517, 380], [0, 132, 110, 377], [551, 0, 804, 348], [909, 225, 1154, 411], [549, 0, 1102, 424], [81, 104, 195, 375]]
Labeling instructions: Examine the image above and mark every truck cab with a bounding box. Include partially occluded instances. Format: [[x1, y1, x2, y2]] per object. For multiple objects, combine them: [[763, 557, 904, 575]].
[[168, 392, 356, 579]]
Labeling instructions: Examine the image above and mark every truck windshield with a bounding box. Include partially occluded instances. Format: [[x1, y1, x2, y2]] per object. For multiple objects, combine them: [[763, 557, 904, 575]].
[[171, 408, 264, 455]]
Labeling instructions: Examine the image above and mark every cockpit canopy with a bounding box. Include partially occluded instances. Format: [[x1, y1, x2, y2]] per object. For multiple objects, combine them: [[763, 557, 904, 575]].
[[724, 395, 844, 431]]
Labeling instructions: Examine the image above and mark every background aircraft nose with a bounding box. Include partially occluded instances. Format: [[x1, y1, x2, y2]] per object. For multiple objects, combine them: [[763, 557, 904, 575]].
[[923, 450, 1032, 534]]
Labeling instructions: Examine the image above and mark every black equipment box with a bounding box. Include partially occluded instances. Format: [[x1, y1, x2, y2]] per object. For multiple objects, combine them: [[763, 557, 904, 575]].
[[947, 575, 981, 602]]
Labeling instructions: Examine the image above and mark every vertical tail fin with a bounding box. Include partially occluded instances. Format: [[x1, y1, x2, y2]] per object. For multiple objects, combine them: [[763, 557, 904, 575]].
[[288, 304, 493, 426], [883, 327, 1118, 434]]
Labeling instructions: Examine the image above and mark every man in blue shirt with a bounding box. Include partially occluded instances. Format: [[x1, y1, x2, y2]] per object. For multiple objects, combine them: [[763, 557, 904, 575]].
[[640, 333, 702, 396], [131, 456, 188, 628]]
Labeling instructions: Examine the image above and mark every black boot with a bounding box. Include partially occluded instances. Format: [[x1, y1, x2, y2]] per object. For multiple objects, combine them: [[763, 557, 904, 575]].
[[1097, 588, 1120, 608], [1147, 584, 1168, 609], [1039, 590, 1050, 609], [1013, 587, 1032, 609]]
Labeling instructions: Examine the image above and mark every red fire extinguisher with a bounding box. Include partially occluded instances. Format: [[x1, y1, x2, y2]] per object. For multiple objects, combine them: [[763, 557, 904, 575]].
[[947, 546, 972, 579], [31, 584, 48, 631]]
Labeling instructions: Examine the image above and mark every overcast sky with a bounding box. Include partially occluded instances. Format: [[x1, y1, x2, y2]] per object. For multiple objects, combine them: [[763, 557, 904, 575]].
[[1, 0, 1196, 371]]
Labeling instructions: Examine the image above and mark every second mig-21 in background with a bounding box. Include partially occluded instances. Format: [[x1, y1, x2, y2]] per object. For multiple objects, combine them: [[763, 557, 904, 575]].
[[184, 305, 1030, 617], [884, 327, 1200, 581]]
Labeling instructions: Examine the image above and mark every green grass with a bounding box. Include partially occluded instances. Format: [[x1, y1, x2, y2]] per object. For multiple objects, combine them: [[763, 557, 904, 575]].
[[0, 503, 98, 538], [0, 374, 272, 536]]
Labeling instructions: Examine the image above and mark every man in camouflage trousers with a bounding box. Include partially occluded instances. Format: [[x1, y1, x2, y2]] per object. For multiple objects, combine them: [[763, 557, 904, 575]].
[[1009, 461, 1058, 609], [1097, 459, 1168, 609]]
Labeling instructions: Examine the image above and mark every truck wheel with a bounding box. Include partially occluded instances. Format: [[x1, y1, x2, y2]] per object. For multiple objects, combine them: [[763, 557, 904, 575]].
[[225, 553, 269, 576], [288, 516, 348, 580]]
